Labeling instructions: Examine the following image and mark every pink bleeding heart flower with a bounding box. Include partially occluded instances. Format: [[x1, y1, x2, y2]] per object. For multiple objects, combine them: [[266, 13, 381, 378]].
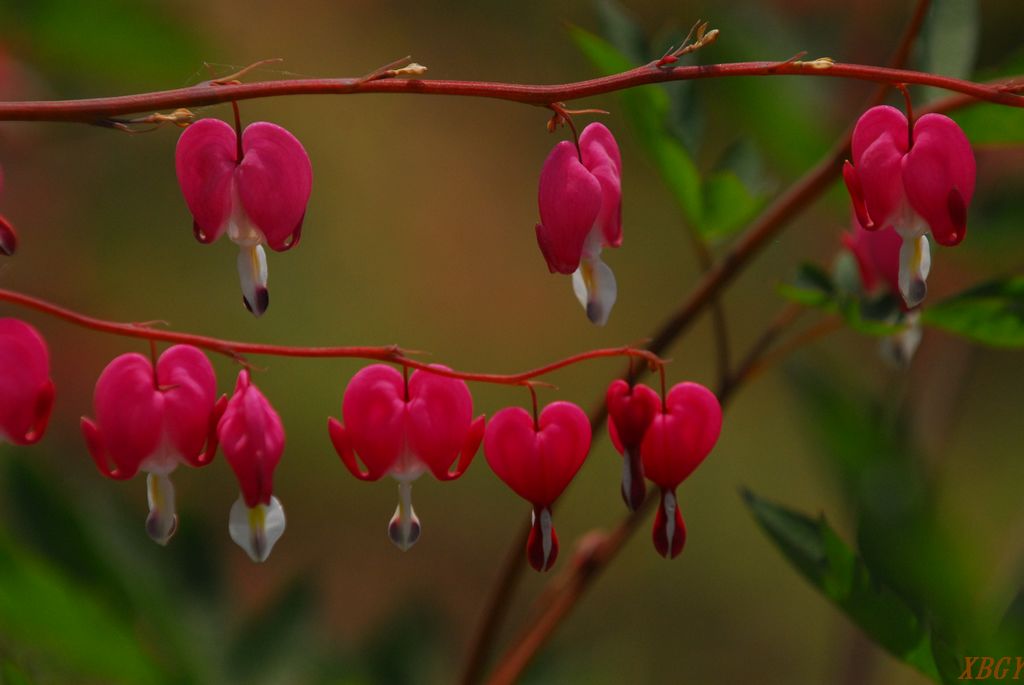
[[640, 382, 721, 559], [0, 164, 17, 256], [842, 221, 902, 300], [842, 105, 975, 308], [606, 380, 660, 511], [484, 401, 592, 571], [0, 319, 55, 446], [842, 222, 924, 366], [81, 345, 224, 545], [175, 118, 313, 317], [328, 364, 485, 550], [536, 122, 622, 326], [218, 370, 287, 562]]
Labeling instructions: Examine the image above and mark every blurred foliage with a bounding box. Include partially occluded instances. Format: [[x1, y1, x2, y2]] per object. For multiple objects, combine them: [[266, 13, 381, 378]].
[[777, 261, 907, 337], [743, 364, 1024, 683], [570, 1, 768, 242], [915, 0, 979, 102], [0, 1, 1022, 683], [922, 276, 1024, 347], [0, 454, 460, 685], [0, 0, 203, 90], [743, 490, 946, 682]]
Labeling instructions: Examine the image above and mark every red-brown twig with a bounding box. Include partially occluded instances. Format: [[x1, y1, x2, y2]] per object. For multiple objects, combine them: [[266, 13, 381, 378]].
[[471, 4, 958, 682], [0, 287, 664, 387], [0, 59, 1021, 123]]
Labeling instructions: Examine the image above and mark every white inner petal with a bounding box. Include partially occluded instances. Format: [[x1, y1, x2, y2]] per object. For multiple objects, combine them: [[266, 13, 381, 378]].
[[663, 490, 678, 551], [540, 507, 553, 567], [387, 480, 421, 551], [237, 244, 269, 312], [897, 233, 931, 308], [145, 473, 178, 546], [229, 495, 286, 563], [226, 183, 263, 247], [572, 256, 617, 326]]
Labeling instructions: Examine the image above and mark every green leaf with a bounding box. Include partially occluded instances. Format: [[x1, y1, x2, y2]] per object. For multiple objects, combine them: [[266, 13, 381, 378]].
[[917, 0, 980, 102], [568, 26, 703, 224], [0, 0, 204, 89], [952, 105, 1024, 145], [2, 458, 133, 616], [778, 263, 907, 336], [227, 578, 317, 682], [777, 262, 835, 307], [922, 276, 1024, 347], [1, 661, 35, 685], [742, 490, 942, 681], [787, 367, 979, 641], [0, 532, 162, 685], [700, 170, 765, 241], [594, 0, 648, 66]]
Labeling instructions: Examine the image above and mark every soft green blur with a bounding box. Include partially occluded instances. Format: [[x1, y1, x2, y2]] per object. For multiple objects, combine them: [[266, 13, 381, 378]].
[[1, 1, 1023, 683]]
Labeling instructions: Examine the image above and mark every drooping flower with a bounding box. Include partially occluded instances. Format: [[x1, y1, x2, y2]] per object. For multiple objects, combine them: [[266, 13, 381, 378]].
[[81, 345, 224, 545], [0, 319, 55, 445], [328, 364, 485, 550], [842, 222, 902, 300], [484, 401, 592, 571], [606, 380, 659, 511], [536, 122, 622, 326], [842, 222, 923, 366], [842, 105, 975, 308], [640, 382, 721, 559], [218, 370, 287, 563], [0, 165, 17, 256], [175, 118, 313, 317]]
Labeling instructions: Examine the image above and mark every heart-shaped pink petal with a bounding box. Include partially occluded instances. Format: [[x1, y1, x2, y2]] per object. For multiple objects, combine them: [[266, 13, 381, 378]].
[[237, 122, 313, 252], [484, 401, 591, 507], [175, 118, 237, 244], [640, 382, 721, 490], [903, 113, 975, 247]]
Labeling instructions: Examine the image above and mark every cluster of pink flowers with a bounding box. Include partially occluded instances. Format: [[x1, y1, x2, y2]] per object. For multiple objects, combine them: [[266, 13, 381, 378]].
[[842, 105, 975, 309], [326, 364, 723, 571], [0, 321, 723, 569], [81, 348, 286, 562], [0, 100, 975, 570]]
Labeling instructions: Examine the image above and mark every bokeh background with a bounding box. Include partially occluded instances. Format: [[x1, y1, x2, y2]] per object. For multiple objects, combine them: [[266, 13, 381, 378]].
[[1, 1, 1022, 683]]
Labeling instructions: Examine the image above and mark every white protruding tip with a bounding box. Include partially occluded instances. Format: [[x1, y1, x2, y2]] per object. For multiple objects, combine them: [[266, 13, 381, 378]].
[[387, 481, 421, 551], [880, 311, 923, 368], [539, 507, 553, 567], [229, 495, 286, 563], [572, 256, 617, 326], [662, 490, 678, 553], [145, 473, 178, 546], [237, 244, 269, 317], [898, 234, 931, 309]]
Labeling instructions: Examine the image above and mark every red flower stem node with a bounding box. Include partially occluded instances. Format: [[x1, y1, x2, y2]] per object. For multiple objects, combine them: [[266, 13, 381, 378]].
[[81, 345, 224, 546], [640, 382, 722, 559], [175, 117, 313, 317], [0, 319, 55, 446], [536, 123, 623, 326], [219, 369, 287, 562], [328, 363, 485, 551], [484, 401, 592, 571]]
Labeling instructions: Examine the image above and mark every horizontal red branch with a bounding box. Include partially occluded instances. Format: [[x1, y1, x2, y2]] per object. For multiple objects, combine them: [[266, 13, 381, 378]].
[[0, 287, 662, 387], [0, 60, 1020, 122]]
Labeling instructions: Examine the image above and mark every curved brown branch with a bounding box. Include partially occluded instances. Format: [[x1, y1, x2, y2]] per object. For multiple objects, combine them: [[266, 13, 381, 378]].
[[0, 60, 1020, 123]]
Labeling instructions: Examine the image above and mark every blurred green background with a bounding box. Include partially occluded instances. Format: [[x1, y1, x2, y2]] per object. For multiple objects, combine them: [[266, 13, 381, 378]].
[[1, 0, 1023, 683]]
